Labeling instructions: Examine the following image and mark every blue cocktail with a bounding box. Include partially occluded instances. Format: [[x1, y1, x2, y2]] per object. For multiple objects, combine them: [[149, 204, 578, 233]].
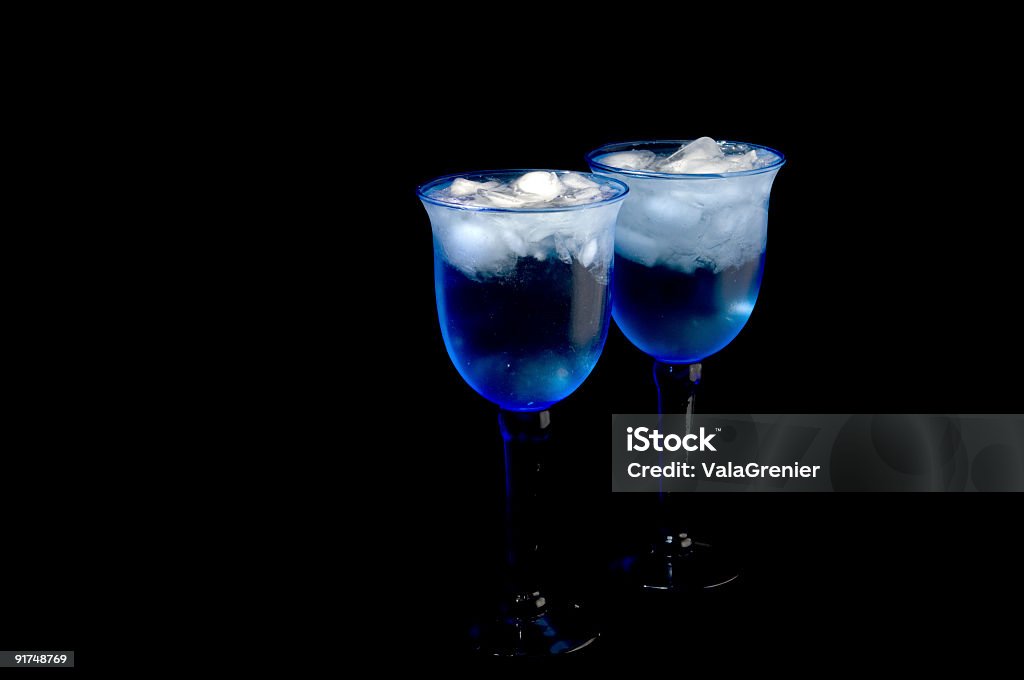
[[587, 138, 784, 592], [421, 170, 627, 411], [587, 139, 783, 366], [419, 170, 627, 655]]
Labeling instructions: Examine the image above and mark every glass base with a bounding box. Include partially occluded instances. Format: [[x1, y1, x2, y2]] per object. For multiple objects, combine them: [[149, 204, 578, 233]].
[[634, 532, 739, 592], [471, 591, 599, 657]]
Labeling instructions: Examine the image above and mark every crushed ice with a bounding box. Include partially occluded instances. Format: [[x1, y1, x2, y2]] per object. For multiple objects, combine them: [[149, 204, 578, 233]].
[[596, 138, 782, 274], [422, 171, 623, 279], [429, 171, 620, 209], [599, 137, 774, 175]]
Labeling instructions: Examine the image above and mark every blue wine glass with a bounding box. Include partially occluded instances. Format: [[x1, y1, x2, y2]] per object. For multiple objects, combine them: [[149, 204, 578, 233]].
[[587, 140, 785, 591], [419, 170, 628, 656]]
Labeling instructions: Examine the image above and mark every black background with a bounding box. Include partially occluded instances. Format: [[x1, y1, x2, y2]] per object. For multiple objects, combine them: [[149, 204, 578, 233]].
[[3, 26, 1021, 667], [364, 56, 1022, 662]]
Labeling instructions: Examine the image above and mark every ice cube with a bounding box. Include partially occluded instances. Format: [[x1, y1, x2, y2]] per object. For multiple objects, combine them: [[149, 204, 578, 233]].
[[705, 204, 768, 263], [443, 219, 508, 272], [561, 172, 599, 190], [449, 177, 500, 197], [642, 192, 703, 228], [559, 187, 602, 205], [660, 142, 761, 174], [665, 158, 736, 174], [553, 233, 572, 263], [656, 159, 696, 173], [729, 150, 758, 170], [663, 136, 724, 164], [676, 178, 746, 208], [599, 150, 656, 170], [682, 136, 724, 159], [656, 159, 685, 173], [579, 239, 598, 267], [615, 227, 660, 267], [513, 171, 564, 201], [703, 207, 740, 248], [477, 189, 529, 208], [500, 226, 529, 257]]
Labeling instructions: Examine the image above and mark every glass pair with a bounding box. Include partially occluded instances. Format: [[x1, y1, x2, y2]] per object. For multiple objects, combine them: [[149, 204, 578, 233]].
[[418, 140, 785, 656]]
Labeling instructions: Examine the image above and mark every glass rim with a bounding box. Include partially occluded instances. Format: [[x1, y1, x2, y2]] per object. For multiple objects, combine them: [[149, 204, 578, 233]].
[[585, 140, 786, 179], [416, 169, 630, 213]]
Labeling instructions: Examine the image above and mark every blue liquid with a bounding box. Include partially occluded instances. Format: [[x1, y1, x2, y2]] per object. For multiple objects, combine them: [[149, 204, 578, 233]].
[[435, 252, 611, 411], [612, 253, 764, 363]]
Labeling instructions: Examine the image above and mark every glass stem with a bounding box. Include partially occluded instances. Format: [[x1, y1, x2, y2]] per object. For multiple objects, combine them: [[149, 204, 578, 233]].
[[653, 361, 702, 431], [498, 409, 553, 598], [652, 360, 702, 522]]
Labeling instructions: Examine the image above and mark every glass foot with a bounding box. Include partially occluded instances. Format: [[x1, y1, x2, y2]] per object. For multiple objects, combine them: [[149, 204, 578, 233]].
[[636, 533, 739, 592], [471, 591, 599, 657]]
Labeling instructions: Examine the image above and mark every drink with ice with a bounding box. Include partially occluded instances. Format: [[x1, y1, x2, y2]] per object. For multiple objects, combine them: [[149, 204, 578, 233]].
[[420, 170, 628, 654], [584, 139, 785, 593], [586, 139, 784, 363], [419, 170, 628, 411]]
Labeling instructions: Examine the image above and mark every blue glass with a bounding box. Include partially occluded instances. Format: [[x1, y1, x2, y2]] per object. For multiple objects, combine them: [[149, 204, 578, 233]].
[[418, 170, 627, 656], [586, 140, 784, 593], [419, 171, 628, 410], [586, 140, 784, 364]]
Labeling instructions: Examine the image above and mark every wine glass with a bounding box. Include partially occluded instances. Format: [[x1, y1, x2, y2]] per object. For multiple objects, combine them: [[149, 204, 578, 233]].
[[418, 170, 628, 655], [587, 140, 785, 591]]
